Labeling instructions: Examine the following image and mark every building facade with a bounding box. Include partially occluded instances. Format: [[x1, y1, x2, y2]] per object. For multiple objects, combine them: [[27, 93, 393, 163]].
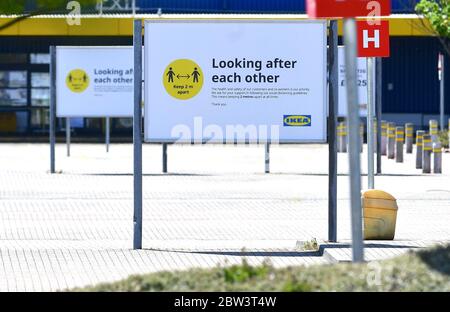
[[0, 0, 448, 139]]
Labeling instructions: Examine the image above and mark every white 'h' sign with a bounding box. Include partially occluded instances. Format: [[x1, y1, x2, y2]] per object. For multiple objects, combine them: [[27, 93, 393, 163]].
[[363, 29, 380, 49]]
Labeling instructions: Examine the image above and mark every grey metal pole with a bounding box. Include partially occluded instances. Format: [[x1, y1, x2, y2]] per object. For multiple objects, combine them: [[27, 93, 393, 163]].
[[66, 117, 71, 157], [50, 46, 56, 174], [133, 19, 143, 250], [433, 142, 442, 174], [264, 143, 270, 174], [373, 119, 377, 154], [416, 130, 425, 169], [106, 117, 110, 153], [422, 134, 432, 174], [344, 18, 364, 263], [328, 19, 338, 243], [440, 54, 445, 131], [162, 143, 168, 173], [405, 123, 414, 154], [395, 126, 404, 163], [367, 57, 374, 189], [376, 58, 382, 174]]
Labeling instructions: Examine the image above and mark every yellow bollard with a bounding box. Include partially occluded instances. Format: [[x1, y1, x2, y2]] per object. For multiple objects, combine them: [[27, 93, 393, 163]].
[[337, 121, 347, 153], [429, 120, 439, 143], [360, 123, 364, 153], [381, 121, 387, 155], [395, 127, 404, 163], [405, 123, 414, 154], [362, 190, 398, 240]]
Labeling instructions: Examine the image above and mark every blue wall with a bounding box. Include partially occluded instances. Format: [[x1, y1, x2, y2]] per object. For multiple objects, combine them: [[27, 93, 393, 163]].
[[383, 37, 450, 114], [137, 0, 419, 14]]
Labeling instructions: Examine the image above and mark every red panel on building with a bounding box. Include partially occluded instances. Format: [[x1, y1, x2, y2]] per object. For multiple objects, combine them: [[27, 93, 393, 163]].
[[306, 0, 391, 18]]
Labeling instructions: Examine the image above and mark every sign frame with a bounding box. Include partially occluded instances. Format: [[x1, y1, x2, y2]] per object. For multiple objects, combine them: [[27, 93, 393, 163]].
[[143, 19, 328, 144], [55, 46, 135, 118]]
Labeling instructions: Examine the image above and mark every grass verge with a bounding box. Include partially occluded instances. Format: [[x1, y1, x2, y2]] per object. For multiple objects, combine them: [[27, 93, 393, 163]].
[[73, 244, 450, 292]]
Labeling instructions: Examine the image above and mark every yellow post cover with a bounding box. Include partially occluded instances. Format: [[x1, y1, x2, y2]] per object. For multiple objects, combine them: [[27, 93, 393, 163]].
[[362, 190, 398, 240]]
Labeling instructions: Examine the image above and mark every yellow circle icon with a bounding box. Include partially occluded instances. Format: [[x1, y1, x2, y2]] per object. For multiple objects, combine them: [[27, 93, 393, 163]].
[[163, 59, 203, 100], [66, 69, 89, 93]]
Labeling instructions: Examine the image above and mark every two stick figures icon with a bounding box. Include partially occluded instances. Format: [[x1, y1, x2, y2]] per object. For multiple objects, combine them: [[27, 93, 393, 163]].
[[166, 67, 200, 83]]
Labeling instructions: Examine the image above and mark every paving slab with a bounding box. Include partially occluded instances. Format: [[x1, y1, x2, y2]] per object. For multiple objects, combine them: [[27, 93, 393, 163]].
[[0, 143, 448, 291]]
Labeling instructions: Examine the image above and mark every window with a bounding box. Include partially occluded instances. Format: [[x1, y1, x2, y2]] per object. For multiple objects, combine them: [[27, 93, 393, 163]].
[[31, 72, 50, 107], [0, 89, 27, 106], [0, 111, 28, 133], [30, 53, 50, 64], [31, 89, 50, 107], [0, 53, 52, 134], [31, 72, 49, 87], [0, 71, 28, 106], [30, 108, 49, 129], [0, 71, 27, 88]]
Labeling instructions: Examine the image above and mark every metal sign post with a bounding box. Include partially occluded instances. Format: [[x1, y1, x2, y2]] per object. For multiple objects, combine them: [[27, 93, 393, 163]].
[[376, 57, 382, 174], [66, 117, 71, 157], [343, 18, 364, 262], [162, 143, 168, 173], [106, 117, 110, 153], [50, 46, 56, 174], [306, 0, 393, 261], [133, 19, 143, 250], [328, 19, 338, 242], [367, 57, 374, 189], [439, 53, 445, 131], [264, 143, 270, 174]]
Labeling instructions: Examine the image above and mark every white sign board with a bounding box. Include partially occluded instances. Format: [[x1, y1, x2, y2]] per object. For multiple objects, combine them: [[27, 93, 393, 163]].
[[56, 46, 134, 117], [144, 21, 327, 143], [338, 46, 372, 117]]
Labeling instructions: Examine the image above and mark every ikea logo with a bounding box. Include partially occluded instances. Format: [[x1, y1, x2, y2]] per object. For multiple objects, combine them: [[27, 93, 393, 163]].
[[283, 115, 311, 127]]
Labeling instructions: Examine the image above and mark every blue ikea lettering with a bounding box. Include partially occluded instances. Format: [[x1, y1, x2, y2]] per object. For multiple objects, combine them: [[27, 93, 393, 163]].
[[283, 115, 312, 127]]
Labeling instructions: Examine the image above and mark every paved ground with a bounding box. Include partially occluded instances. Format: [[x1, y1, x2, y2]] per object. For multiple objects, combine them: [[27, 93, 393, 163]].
[[0, 142, 449, 291]]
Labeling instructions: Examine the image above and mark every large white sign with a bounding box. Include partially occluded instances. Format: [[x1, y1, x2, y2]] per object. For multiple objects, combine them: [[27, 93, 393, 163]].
[[56, 46, 134, 117], [144, 21, 327, 143], [338, 46, 374, 117]]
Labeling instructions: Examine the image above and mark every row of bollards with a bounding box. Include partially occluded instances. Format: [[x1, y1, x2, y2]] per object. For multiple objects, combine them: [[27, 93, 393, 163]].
[[388, 119, 443, 174], [337, 118, 445, 174]]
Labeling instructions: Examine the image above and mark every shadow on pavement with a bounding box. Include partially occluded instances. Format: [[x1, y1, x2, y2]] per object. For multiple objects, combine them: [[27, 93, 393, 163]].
[[276, 173, 427, 177], [145, 242, 420, 258], [146, 249, 322, 258], [417, 244, 450, 276], [82, 173, 213, 177]]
